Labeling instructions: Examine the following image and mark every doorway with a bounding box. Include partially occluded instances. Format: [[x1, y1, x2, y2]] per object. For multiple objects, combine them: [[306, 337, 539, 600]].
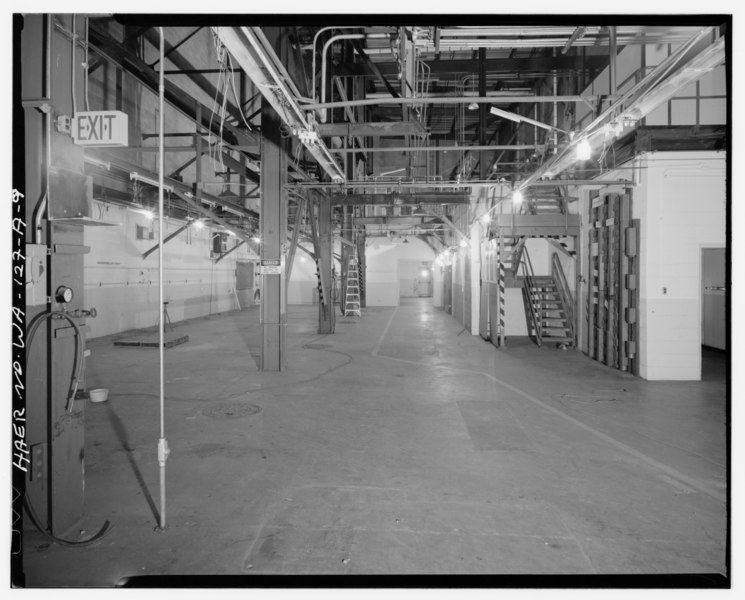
[[235, 260, 255, 309], [701, 247, 726, 351]]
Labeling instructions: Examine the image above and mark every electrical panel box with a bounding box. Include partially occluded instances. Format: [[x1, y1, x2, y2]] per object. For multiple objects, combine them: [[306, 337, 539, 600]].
[[48, 167, 90, 220], [26, 244, 48, 306]]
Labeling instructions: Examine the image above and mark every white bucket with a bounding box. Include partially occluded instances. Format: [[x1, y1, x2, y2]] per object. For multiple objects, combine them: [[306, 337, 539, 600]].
[[89, 388, 109, 403]]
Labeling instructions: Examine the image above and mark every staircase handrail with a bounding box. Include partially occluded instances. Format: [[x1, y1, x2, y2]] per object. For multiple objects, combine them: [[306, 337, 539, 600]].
[[520, 247, 542, 345], [551, 252, 575, 344]]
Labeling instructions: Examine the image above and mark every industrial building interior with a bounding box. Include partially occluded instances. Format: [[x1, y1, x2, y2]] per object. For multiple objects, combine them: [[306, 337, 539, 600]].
[[13, 12, 732, 588]]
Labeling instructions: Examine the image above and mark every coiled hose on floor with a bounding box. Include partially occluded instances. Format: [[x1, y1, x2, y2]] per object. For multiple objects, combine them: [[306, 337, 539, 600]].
[[24, 310, 111, 547]]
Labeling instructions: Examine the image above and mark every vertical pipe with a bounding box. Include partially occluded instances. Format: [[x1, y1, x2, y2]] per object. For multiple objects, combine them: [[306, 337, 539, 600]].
[[478, 47, 487, 181], [552, 50, 558, 155], [157, 27, 169, 531], [609, 26, 618, 97]]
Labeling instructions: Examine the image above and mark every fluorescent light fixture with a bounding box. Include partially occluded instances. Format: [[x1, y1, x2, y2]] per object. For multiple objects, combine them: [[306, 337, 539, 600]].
[[576, 138, 592, 161], [480, 212, 491, 225], [490, 106, 522, 124], [226, 230, 236, 236], [490, 106, 568, 135], [512, 190, 524, 206]]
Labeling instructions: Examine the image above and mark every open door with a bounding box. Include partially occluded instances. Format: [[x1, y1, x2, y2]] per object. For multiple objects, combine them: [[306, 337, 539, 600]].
[[702, 248, 726, 350]]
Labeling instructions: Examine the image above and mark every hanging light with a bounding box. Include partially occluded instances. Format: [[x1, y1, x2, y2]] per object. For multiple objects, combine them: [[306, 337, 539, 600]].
[[143, 209, 155, 221], [576, 138, 592, 161], [459, 238, 468, 248], [467, 102, 479, 111], [512, 190, 524, 207], [192, 219, 204, 230], [480, 212, 491, 225], [252, 236, 261, 243]]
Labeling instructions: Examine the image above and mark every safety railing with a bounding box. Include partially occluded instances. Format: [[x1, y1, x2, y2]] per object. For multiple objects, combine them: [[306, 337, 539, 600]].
[[520, 247, 542, 346], [551, 252, 575, 345]]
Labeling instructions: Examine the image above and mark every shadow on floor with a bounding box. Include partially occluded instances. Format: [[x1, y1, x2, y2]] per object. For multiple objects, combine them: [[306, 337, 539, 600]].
[[104, 402, 160, 525]]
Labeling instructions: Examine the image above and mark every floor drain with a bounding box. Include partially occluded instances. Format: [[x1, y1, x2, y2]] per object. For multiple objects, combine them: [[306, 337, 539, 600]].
[[202, 403, 262, 419]]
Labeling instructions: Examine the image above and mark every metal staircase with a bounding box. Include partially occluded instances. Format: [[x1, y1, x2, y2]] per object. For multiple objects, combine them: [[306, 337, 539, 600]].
[[520, 250, 574, 348]]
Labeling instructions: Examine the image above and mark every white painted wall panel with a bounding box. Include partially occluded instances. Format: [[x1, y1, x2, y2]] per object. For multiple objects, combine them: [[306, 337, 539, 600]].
[[635, 151, 726, 380], [84, 201, 258, 339]]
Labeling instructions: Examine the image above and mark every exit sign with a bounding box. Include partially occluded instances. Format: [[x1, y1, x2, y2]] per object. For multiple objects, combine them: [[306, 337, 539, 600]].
[[72, 111, 128, 147]]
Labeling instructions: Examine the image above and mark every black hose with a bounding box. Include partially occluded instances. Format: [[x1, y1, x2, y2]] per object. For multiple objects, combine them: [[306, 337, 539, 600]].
[[24, 309, 112, 547], [26, 310, 84, 411]]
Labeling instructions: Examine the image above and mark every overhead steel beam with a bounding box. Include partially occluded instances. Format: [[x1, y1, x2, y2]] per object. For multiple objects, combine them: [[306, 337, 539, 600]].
[[349, 38, 400, 99], [439, 213, 467, 240], [142, 221, 192, 259], [562, 27, 587, 55], [318, 121, 427, 137], [517, 28, 724, 190], [285, 196, 306, 286], [356, 216, 440, 226], [214, 239, 247, 264], [302, 95, 608, 112], [330, 193, 470, 205], [335, 54, 610, 77], [171, 189, 254, 245], [90, 149, 259, 220], [339, 144, 539, 154], [87, 22, 259, 153]]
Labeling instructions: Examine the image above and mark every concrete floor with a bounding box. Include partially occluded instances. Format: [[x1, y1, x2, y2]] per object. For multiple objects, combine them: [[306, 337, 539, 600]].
[[21, 298, 728, 586]]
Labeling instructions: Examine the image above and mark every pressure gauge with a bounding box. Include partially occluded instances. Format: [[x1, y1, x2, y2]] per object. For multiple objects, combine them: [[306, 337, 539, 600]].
[[55, 286, 74, 304]]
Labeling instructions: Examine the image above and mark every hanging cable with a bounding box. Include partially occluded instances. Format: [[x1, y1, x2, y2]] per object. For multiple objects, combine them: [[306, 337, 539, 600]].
[[24, 310, 111, 546]]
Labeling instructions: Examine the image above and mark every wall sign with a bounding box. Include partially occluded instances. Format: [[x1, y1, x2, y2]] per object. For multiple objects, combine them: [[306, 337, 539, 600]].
[[72, 111, 129, 147], [259, 259, 282, 275]]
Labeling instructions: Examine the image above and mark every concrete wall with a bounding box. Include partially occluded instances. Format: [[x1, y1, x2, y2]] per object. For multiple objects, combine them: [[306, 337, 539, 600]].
[[84, 200, 258, 339], [362, 238, 435, 306], [634, 151, 726, 380]]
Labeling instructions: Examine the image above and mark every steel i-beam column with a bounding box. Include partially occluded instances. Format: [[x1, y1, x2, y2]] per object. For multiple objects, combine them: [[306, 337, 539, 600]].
[[317, 198, 336, 333], [260, 98, 287, 370]]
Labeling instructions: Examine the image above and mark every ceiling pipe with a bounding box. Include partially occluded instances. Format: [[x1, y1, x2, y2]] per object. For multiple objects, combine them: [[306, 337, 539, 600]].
[[215, 27, 345, 183], [320, 33, 365, 122], [301, 94, 608, 112]]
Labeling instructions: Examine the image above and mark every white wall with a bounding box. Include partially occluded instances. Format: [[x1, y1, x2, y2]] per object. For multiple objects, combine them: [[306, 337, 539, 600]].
[[287, 252, 318, 304], [575, 41, 726, 129], [84, 201, 258, 339], [364, 238, 435, 306], [635, 151, 726, 380]]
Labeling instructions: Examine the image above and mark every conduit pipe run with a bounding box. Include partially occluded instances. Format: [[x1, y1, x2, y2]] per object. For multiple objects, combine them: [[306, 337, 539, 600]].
[[319, 34, 365, 122]]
